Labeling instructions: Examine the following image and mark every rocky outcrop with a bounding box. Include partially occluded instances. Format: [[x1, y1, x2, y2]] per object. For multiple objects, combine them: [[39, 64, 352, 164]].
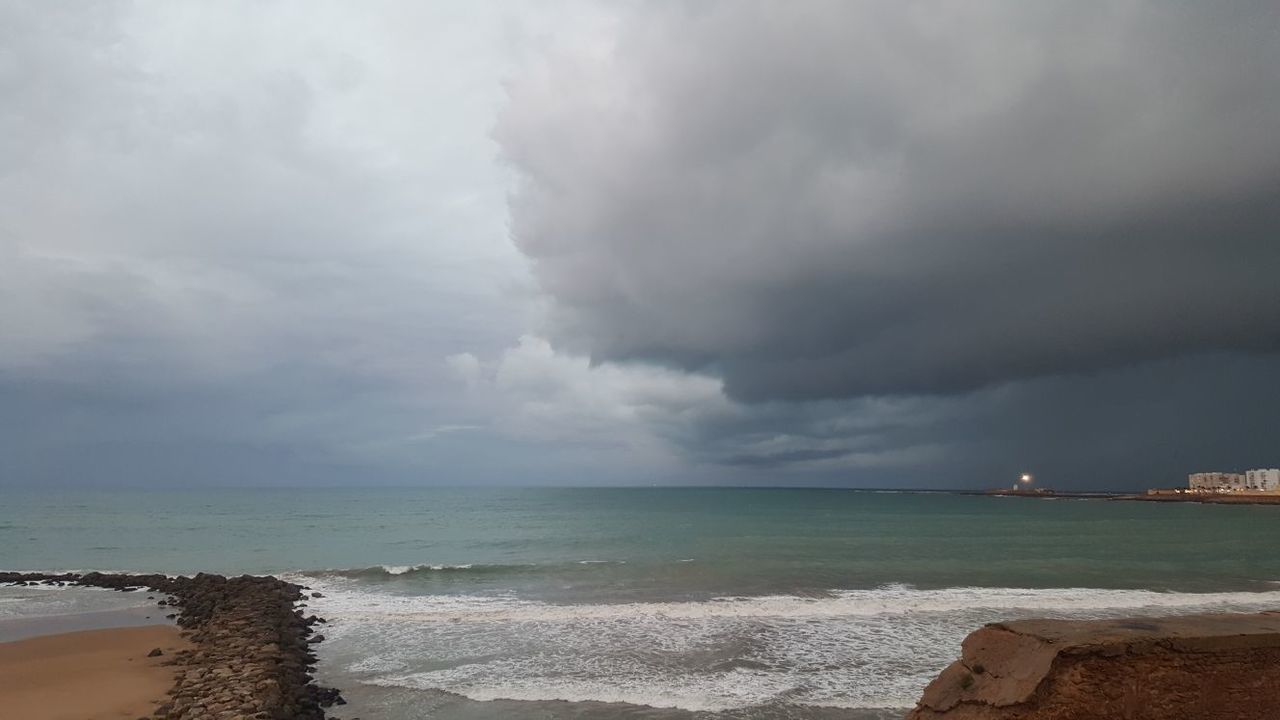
[[906, 612, 1280, 720], [1, 571, 345, 720]]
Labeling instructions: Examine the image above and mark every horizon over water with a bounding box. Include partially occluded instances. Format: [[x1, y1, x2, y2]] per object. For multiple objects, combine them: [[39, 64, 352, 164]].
[[5, 486, 1280, 719]]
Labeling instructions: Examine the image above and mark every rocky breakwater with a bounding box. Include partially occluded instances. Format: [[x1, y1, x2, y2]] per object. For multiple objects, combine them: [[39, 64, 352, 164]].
[[906, 612, 1280, 720], [1, 571, 345, 720]]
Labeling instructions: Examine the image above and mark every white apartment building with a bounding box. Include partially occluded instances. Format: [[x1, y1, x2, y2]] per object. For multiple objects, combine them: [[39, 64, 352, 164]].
[[1188, 472, 1246, 491], [1245, 468, 1280, 491], [1188, 469, 1280, 492]]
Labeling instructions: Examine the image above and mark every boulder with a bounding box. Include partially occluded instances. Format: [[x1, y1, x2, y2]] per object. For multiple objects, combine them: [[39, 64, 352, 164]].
[[907, 612, 1280, 720]]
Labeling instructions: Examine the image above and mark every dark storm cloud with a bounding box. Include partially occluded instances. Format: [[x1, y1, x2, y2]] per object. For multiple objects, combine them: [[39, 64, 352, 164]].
[[660, 353, 1280, 489], [6, 1, 1278, 488], [498, 1, 1280, 402]]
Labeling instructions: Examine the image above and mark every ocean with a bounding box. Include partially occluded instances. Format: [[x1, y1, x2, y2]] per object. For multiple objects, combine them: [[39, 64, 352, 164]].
[[5, 487, 1280, 718]]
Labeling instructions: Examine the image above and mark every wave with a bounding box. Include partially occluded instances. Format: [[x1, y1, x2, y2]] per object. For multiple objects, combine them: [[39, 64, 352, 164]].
[[1, 568, 175, 578], [301, 563, 532, 580], [0, 581, 161, 621], [382, 564, 473, 575], [300, 583, 1280, 623], [364, 674, 864, 714], [297, 581, 1280, 713], [301, 559, 646, 580]]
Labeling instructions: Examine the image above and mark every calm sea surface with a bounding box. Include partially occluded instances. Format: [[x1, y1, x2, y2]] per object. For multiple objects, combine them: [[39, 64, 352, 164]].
[[5, 487, 1280, 718]]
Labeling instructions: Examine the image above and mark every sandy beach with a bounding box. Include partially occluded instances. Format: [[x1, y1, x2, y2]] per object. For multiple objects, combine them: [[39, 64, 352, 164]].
[[0, 624, 189, 720], [2, 572, 343, 719]]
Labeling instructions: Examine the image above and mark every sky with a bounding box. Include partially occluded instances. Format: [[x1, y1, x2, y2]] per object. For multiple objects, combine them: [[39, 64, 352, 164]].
[[3, 1, 1278, 490]]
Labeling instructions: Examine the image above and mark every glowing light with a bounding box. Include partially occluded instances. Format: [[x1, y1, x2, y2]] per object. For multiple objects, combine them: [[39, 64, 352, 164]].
[[1020, 473, 1033, 484]]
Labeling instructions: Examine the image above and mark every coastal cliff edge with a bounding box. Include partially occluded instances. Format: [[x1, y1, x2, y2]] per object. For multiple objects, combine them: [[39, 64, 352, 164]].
[[906, 612, 1280, 719]]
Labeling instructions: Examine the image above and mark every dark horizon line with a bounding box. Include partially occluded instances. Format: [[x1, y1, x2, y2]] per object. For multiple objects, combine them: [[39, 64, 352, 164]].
[[0, 483, 1148, 494]]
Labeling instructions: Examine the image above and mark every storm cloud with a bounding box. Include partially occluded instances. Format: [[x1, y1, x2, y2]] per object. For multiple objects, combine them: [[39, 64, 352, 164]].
[[4, 2, 1278, 488], [498, 1, 1280, 402]]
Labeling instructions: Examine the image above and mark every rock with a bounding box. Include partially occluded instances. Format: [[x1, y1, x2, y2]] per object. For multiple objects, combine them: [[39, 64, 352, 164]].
[[310, 592, 323, 598], [906, 612, 1280, 719], [2, 570, 340, 720]]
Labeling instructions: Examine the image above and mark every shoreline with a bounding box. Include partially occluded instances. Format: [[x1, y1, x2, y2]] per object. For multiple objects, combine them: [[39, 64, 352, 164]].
[[0, 624, 190, 720], [1116, 492, 1280, 506], [967, 490, 1280, 506], [8, 568, 1280, 720], [0, 572, 345, 720], [0, 604, 171, 644]]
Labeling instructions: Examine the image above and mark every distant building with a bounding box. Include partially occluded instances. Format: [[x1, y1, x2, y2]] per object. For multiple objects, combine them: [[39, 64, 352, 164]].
[[1188, 472, 1247, 491], [1245, 468, 1280, 491]]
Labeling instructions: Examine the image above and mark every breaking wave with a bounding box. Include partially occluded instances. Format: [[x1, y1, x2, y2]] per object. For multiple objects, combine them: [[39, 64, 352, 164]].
[[300, 559, 649, 582], [298, 579, 1280, 713], [302, 563, 530, 580], [296, 580, 1280, 622]]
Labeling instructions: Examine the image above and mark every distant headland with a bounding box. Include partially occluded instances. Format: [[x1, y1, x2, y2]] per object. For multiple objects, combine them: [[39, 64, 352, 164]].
[[976, 468, 1280, 505]]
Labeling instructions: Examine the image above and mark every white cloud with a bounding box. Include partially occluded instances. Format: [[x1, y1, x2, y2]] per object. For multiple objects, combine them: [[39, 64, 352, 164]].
[[446, 335, 958, 474], [465, 335, 726, 449], [0, 1, 642, 483], [445, 352, 484, 390]]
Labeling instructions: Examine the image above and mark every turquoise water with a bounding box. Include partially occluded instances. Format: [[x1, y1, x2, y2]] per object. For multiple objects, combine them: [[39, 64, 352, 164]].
[[5, 487, 1280, 718], [6, 487, 1280, 592]]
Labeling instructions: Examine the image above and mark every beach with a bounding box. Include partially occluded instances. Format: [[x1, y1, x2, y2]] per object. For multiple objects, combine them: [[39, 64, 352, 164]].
[[0, 573, 342, 720], [0, 624, 188, 720], [7, 575, 1280, 720]]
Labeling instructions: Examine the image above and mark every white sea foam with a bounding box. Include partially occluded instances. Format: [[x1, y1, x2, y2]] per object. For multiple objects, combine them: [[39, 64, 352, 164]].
[[0, 583, 156, 621], [302, 582, 1280, 625], [378, 564, 475, 574], [300, 578, 1280, 712], [369, 667, 796, 713]]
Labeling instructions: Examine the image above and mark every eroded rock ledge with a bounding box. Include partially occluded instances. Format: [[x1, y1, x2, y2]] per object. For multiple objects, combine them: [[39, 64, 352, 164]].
[[907, 612, 1280, 720], [1, 571, 345, 720]]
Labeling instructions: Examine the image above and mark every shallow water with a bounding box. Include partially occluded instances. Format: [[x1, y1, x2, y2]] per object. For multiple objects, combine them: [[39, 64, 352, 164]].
[[6, 487, 1280, 718], [0, 584, 166, 642]]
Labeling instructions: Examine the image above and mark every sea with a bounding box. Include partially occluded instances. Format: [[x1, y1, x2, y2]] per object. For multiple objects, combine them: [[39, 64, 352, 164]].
[[5, 486, 1280, 719]]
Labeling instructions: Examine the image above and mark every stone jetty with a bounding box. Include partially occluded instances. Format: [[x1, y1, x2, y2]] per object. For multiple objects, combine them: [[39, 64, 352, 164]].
[[1, 571, 346, 720]]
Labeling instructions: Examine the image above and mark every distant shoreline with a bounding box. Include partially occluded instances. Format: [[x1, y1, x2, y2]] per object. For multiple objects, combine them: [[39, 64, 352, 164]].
[[1117, 492, 1280, 506], [966, 490, 1280, 506]]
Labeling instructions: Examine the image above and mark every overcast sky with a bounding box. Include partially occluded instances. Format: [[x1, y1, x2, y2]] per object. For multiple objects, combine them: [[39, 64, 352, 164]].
[[3, 1, 1278, 489]]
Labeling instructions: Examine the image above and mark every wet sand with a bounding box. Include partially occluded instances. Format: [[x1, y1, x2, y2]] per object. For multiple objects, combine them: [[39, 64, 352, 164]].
[[0, 624, 189, 720], [0, 603, 170, 644]]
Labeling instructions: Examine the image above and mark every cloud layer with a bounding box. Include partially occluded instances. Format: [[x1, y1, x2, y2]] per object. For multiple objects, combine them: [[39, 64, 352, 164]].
[[499, 1, 1280, 402], [0, 1, 557, 484], [4, 2, 1278, 488]]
